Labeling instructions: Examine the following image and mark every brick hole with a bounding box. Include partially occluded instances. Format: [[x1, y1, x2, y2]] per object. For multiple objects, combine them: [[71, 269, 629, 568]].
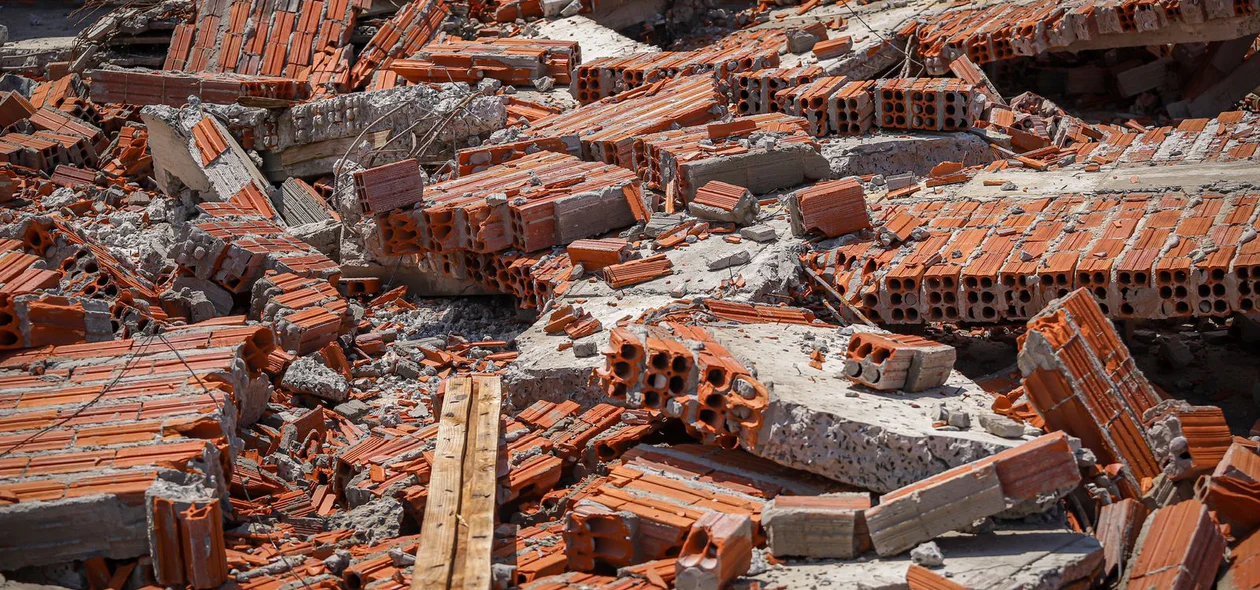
[[613, 361, 632, 379], [650, 352, 668, 370], [863, 293, 879, 307], [891, 293, 903, 305], [704, 393, 724, 408], [967, 291, 979, 303], [981, 292, 996, 303], [1093, 287, 1107, 299], [892, 309, 905, 321], [620, 343, 640, 360], [929, 292, 942, 304]]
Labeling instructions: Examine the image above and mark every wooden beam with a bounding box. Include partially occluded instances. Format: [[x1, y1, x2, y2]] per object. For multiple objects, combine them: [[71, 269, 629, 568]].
[[412, 376, 503, 590]]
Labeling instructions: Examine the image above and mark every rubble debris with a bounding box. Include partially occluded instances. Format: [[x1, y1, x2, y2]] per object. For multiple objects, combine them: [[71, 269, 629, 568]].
[[3, 0, 1260, 586], [843, 331, 956, 392], [864, 432, 1080, 556], [762, 494, 871, 559]]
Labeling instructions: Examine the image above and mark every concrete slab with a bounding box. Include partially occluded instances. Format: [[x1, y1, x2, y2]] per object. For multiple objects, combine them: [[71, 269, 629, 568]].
[[738, 526, 1104, 590], [532, 16, 659, 62], [822, 132, 995, 179], [705, 321, 1019, 493]]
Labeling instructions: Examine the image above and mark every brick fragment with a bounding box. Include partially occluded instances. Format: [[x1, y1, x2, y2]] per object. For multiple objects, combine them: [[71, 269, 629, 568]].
[[864, 432, 1080, 556], [843, 331, 955, 392], [675, 512, 753, 590], [787, 177, 870, 238], [762, 493, 871, 558]]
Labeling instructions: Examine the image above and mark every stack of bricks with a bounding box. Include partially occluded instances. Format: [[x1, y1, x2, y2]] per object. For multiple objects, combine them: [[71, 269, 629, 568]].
[[874, 78, 978, 132], [88, 69, 305, 108], [864, 432, 1080, 556], [374, 150, 638, 257], [573, 30, 784, 104], [504, 75, 727, 166], [250, 272, 352, 355], [843, 331, 956, 392], [732, 66, 824, 115], [165, 0, 367, 79], [596, 324, 769, 449], [805, 180, 1260, 325], [172, 214, 340, 295], [1019, 289, 1201, 499], [631, 113, 819, 198], [776, 76, 850, 136], [348, 0, 449, 89], [907, 0, 1260, 74], [393, 38, 579, 87], [0, 325, 276, 571], [563, 444, 839, 571]]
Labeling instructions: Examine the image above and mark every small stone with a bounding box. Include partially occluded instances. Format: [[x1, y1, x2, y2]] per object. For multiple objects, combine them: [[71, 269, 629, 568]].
[[1000, 181, 1017, 191], [707, 250, 752, 271], [740, 225, 777, 242], [946, 409, 971, 429], [532, 76, 555, 92], [573, 338, 598, 358], [560, 0, 584, 16], [395, 359, 422, 380], [979, 413, 1024, 439], [333, 399, 371, 421], [910, 542, 945, 568], [784, 28, 821, 54], [1158, 337, 1194, 369]]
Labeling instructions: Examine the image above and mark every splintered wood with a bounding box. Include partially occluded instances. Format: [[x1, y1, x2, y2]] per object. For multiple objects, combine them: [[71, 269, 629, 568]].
[[413, 376, 503, 590]]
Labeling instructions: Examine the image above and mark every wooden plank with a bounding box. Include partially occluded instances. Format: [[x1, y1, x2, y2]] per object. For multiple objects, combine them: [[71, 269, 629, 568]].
[[413, 377, 474, 590], [456, 376, 502, 590]]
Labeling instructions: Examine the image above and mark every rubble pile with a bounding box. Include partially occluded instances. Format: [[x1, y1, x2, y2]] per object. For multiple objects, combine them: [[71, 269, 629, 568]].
[[2, 0, 1260, 588]]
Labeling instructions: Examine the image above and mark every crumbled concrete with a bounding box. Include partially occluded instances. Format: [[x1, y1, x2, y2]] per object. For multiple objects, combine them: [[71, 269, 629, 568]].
[[281, 356, 351, 402], [327, 497, 404, 544]]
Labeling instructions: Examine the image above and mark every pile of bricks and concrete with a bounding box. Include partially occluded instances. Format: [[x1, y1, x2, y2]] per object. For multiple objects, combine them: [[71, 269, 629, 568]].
[[2, 0, 1260, 588]]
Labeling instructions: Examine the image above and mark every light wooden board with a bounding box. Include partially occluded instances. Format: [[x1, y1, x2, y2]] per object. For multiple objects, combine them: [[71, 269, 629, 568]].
[[458, 376, 502, 590], [413, 378, 473, 590], [412, 376, 503, 590]]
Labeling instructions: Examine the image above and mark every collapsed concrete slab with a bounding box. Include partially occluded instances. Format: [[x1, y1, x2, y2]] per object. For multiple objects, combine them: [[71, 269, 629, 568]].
[[740, 526, 1104, 590], [821, 132, 994, 179], [707, 321, 1021, 493]]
